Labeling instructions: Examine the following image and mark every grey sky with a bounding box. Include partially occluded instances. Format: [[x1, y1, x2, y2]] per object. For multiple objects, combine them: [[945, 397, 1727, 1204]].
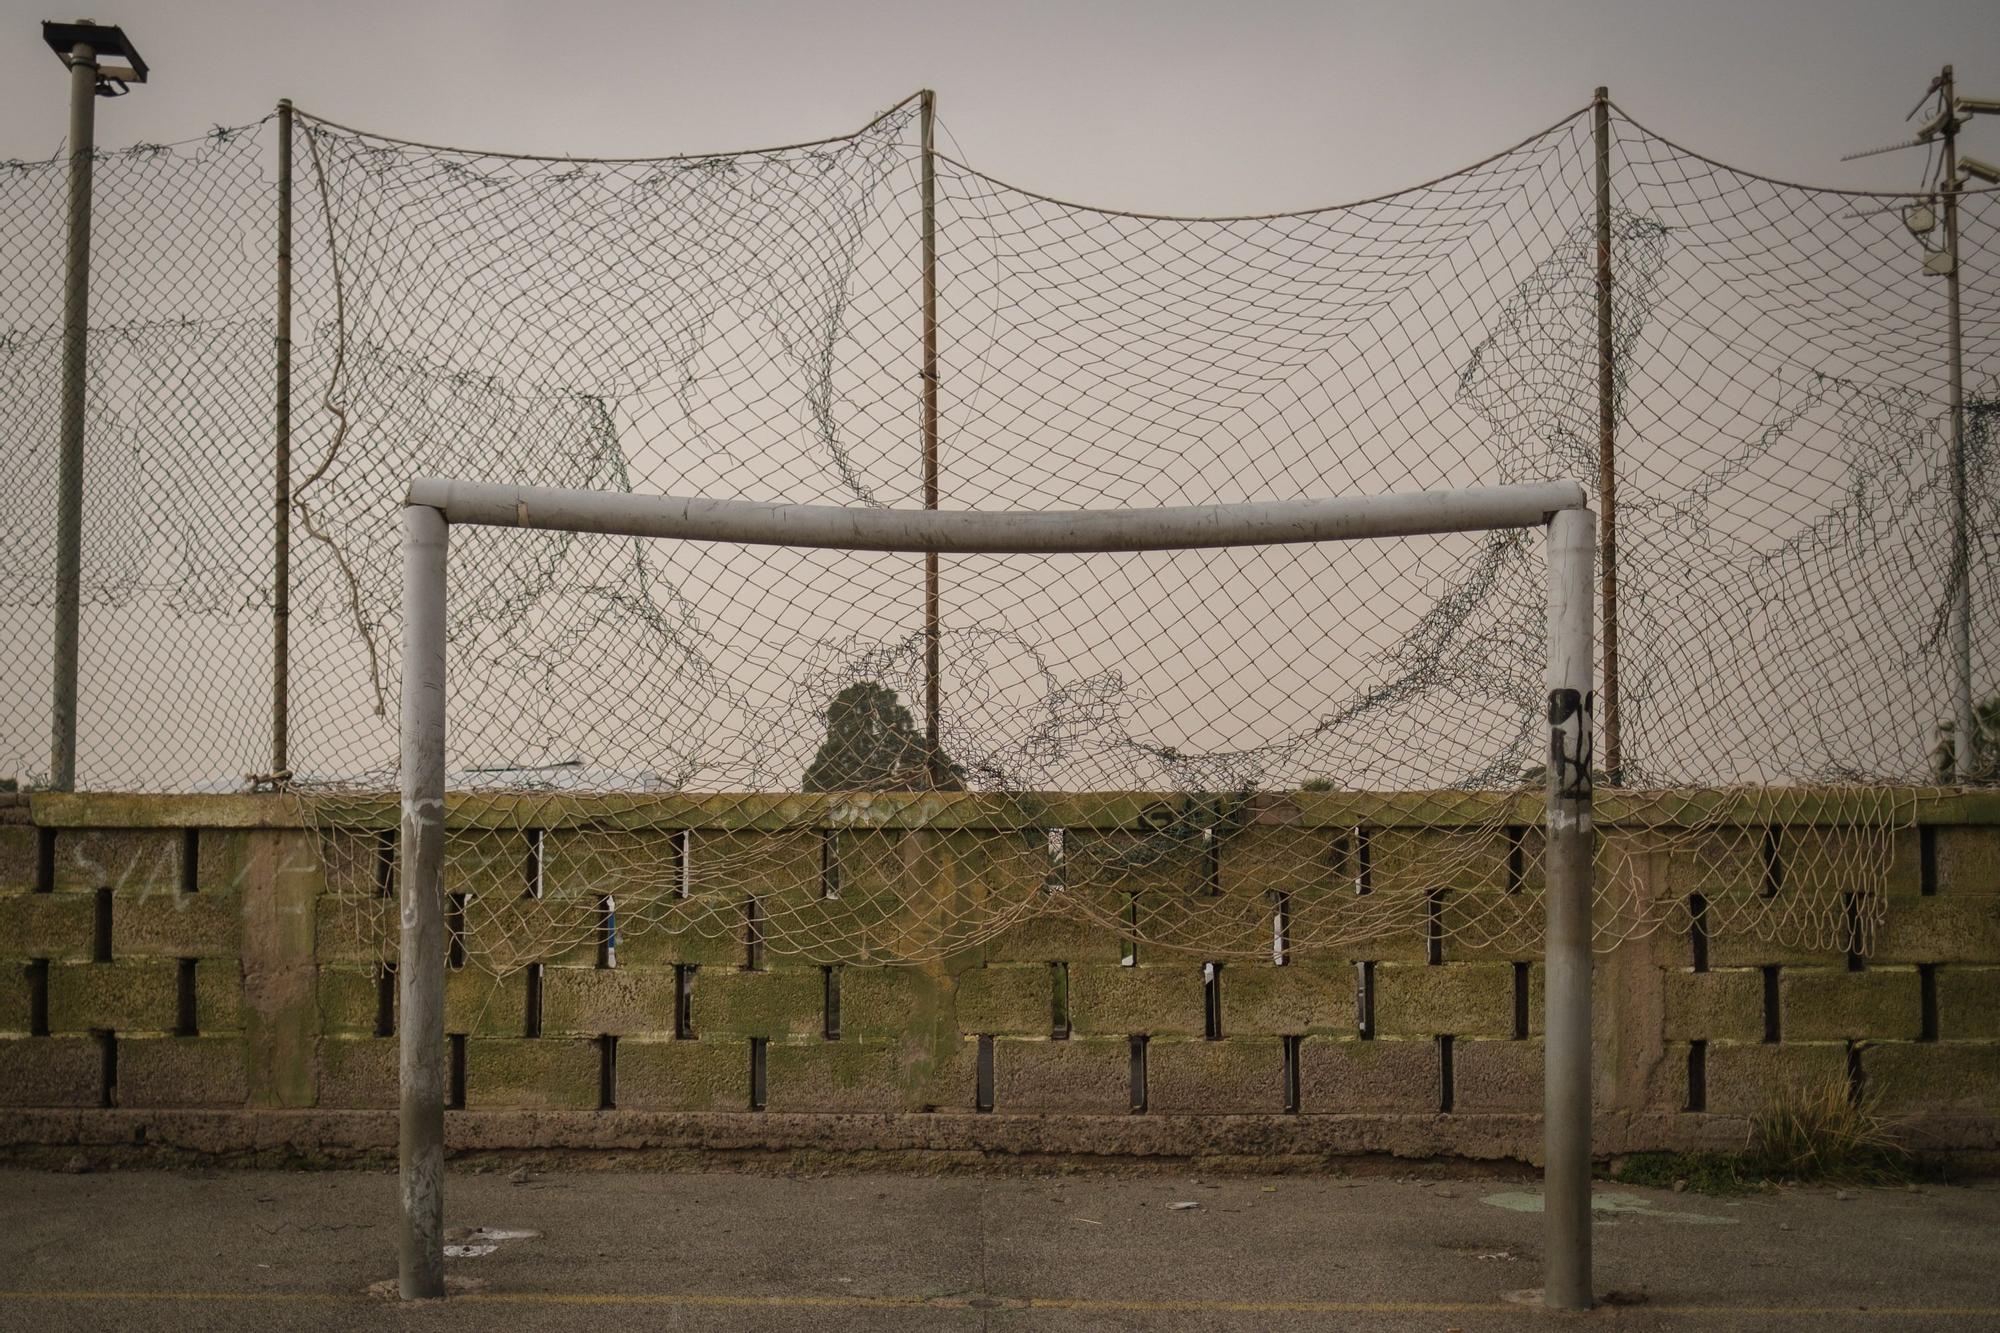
[[3, 0, 1996, 207]]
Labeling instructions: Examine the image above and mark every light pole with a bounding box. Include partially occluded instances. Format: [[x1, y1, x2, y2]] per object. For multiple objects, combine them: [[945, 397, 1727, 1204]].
[[41, 18, 148, 791]]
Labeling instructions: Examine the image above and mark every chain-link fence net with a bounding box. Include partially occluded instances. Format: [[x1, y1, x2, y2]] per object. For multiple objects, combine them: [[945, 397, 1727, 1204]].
[[3, 93, 1994, 970]]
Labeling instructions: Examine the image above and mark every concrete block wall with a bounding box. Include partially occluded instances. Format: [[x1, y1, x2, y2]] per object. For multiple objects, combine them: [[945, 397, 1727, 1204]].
[[1, 790, 1995, 1162]]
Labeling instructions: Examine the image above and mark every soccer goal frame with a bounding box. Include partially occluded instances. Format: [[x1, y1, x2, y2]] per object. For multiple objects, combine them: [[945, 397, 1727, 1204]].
[[393, 477, 1599, 1310]]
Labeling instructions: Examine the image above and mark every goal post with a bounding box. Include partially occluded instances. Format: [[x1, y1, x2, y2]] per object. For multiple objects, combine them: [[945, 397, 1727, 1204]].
[[395, 479, 1598, 1308]]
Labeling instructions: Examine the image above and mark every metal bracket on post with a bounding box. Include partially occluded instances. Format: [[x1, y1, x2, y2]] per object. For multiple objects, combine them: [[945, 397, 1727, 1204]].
[[1542, 505, 1597, 1311], [398, 503, 448, 1299]]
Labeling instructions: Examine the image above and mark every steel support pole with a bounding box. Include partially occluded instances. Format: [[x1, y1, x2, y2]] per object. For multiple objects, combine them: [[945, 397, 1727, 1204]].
[[1593, 87, 1620, 787], [1941, 67, 1975, 781], [274, 99, 294, 780], [919, 89, 942, 784], [51, 39, 99, 791], [1542, 505, 1597, 1312], [398, 503, 448, 1300]]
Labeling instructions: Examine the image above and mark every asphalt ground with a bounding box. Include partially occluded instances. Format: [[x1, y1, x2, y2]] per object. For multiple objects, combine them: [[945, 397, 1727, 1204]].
[[1, 1165, 1997, 1330]]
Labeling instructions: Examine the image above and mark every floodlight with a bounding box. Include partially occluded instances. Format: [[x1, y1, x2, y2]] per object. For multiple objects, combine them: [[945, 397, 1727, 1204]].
[[42, 19, 148, 91]]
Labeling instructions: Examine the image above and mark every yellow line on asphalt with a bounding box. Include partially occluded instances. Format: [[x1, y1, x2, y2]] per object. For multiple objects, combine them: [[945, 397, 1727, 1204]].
[[3, 1289, 1999, 1319]]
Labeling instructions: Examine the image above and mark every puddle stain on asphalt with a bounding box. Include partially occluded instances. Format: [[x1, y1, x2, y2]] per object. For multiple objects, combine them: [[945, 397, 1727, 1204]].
[[1480, 1191, 1739, 1226]]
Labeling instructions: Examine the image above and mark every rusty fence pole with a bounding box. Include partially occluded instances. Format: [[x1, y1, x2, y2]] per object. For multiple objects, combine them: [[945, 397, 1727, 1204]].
[[1593, 86, 1620, 786], [274, 98, 294, 781], [919, 89, 943, 783]]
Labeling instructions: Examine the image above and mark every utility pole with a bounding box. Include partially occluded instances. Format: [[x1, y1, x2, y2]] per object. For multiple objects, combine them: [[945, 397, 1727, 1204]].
[[1850, 69, 1999, 780], [41, 19, 149, 791]]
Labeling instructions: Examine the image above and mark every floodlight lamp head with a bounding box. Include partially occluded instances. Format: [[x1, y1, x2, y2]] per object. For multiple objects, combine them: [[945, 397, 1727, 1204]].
[[41, 19, 149, 93], [1960, 156, 2000, 186]]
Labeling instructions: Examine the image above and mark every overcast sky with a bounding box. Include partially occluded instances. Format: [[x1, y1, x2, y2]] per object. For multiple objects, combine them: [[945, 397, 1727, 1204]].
[[2, 0, 1996, 209]]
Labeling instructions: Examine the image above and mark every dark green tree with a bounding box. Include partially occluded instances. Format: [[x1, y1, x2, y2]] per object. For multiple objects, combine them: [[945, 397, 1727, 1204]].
[[802, 681, 965, 792]]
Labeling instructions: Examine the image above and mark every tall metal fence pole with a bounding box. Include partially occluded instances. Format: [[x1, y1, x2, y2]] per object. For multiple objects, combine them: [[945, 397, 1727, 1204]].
[[1941, 66, 1975, 781], [920, 89, 943, 782], [50, 34, 101, 792], [1542, 503, 1597, 1311], [398, 502, 449, 1299], [1593, 86, 1621, 786], [274, 99, 294, 781]]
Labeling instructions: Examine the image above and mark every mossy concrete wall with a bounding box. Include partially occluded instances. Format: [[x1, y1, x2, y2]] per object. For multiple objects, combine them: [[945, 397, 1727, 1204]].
[[2, 789, 1995, 1164]]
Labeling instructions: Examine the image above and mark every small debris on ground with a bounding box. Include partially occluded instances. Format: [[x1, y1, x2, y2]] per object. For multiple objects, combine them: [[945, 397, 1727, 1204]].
[[1169, 1201, 1200, 1211], [507, 1166, 531, 1185]]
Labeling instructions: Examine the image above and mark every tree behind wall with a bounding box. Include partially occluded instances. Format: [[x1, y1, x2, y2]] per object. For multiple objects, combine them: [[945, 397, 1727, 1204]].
[[803, 681, 966, 792]]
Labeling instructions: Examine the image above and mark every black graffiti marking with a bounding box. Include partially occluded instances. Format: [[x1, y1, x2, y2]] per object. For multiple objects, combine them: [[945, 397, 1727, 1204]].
[[1547, 688, 1595, 802]]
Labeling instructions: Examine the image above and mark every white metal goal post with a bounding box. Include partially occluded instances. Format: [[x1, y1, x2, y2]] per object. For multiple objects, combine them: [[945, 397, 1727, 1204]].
[[394, 478, 1599, 1309]]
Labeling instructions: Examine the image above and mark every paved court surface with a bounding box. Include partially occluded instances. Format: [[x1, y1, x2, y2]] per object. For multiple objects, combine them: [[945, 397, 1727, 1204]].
[[1, 1165, 1997, 1330]]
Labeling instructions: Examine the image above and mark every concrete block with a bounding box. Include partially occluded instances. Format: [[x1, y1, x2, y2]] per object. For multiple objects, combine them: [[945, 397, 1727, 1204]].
[[464, 895, 610, 971], [618, 1038, 747, 1112], [1780, 967, 1922, 1042], [314, 829, 394, 900], [317, 966, 383, 1036], [0, 1035, 100, 1107], [444, 830, 538, 899], [1453, 1038, 1543, 1113], [612, 907, 747, 968], [543, 827, 680, 900], [1662, 968, 1765, 1043], [981, 910, 1122, 963], [48, 960, 178, 1033], [1373, 828, 1510, 896], [316, 1036, 396, 1108], [1708, 913, 1849, 968], [0, 893, 95, 961], [1441, 890, 1540, 962], [540, 966, 676, 1036], [1658, 830, 1763, 901], [195, 958, 246, 1033], [688, 830, 818, 899], [118, 1036, 248, 1108], [1935, 826, 2000, 894], [192, 830, 264, 895], [0, 826, 41, 893], [1785, 826, 1920, 900], [1063, 829, 1203, 895], [956, 964, 1052, 1035], [1373, 962, 1512, 1038], [1863, 1042, 2000, 1116], [313, 896, 395, 966], [991, 1036, 1130, 1113], [445, 966, 533, 1037], [111, 890, 241, 958], [51, 829, 181, 894], [1938, 966, 2000, 1040], [695, 967, 824, 1040], [837, 967, 931, 1040], [765, 1041, 905, 1112], [1219, 827, 1344, 897], [1146, 1037, 1285, 1114], [1068, 963, 1204, 1037], [0, 962, 31, 1032], [1213, 962, 1351, 1036], [464, 1036, 600, 1110], [1871, 896, 2000, 964], [1298, 1036, 1439, 1114], [1703, 1040, 1845, 1117]]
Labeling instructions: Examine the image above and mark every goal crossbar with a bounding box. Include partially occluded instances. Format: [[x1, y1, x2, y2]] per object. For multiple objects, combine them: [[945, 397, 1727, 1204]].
[[393, 481, 1599, 1311], [405, 477, 1587, 552]]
